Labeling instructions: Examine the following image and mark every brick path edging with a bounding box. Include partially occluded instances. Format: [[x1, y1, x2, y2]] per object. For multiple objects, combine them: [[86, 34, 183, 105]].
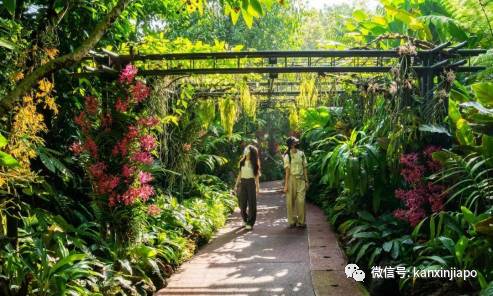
[[306, 203, 370, 296]]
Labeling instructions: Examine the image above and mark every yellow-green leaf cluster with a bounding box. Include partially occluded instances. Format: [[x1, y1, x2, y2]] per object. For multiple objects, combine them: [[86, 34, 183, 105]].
[[218, 97, 238, 137], [296, 75, 318, 108], [288, 104, 299, 131], [239, 81, 257, 119], [197, 99, 216, 129]]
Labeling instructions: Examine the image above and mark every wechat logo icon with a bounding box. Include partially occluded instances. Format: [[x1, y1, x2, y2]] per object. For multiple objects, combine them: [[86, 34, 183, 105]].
[[345, 264, 366, 282]]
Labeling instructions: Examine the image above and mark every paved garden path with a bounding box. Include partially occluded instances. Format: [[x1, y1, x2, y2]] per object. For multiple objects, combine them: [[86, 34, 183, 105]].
[[156, 181, 366, 296]]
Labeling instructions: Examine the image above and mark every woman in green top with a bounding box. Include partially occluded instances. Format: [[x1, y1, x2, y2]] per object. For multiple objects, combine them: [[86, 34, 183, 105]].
[[234, 145, 261, 230], [283, 136, 308, 228]]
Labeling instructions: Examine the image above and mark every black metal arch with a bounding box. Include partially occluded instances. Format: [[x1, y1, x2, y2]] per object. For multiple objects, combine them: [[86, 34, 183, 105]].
[[79, 41, 486, 101]]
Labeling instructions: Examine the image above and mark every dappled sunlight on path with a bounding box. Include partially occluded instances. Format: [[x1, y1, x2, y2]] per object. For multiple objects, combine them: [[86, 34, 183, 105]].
[[156, 181, 363, 296]]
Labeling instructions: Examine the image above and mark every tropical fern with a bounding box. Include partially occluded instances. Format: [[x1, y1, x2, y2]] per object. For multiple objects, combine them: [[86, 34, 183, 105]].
[[194, 153, 228, 173], [432, 151, 493, 213], [440, 0, 493, 45], [419, 15, 468, 41], [473, 49, 493, 80]]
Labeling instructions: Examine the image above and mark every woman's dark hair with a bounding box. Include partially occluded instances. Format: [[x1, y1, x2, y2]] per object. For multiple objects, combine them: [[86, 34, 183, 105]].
[[285, 136, 299, 164], [239, 145, 261, 176]]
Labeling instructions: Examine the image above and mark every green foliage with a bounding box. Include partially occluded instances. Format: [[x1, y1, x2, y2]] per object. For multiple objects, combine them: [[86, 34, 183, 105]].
[[239, 80, 257, 119], [316, 130, 382, 196], [218, 97, 238, 137], [0, 133, 18, 169], [431, 151, 493, 213], [197, 99, 216, 129], [440, 0, 493, 46], [0, 176, 234, 295], [339, 212, 413, 268]]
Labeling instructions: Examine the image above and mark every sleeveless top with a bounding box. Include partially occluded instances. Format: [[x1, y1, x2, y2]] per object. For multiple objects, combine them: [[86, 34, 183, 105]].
[[240, 160, 255, 179]]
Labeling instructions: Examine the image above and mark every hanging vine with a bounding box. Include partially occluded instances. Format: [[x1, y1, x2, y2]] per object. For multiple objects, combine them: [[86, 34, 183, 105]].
[[197, 99, 216, 129], [288, 103, 299, 131], [218, 97, 238, 137], [296, 74, 318, 108], [239, 80, 257, 119]]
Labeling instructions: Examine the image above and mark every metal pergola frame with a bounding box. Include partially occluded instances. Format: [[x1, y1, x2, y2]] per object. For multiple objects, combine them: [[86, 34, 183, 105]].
[[78, 41, 486, 101]]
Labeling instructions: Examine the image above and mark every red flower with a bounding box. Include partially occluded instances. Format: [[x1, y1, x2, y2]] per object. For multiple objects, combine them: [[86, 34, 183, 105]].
[[140, 135, 157, 151], [407, 207, 426, 226], [118, 184, 154, 205], [115, 98, 128, 112], [102, 113, 113, 130], [84, 138, 98, 158], [424, 145, 441, 158], [147, 204, 161, 216], [132, 81, 150, 102], [400, 153, 419, 166], [132, 151, 153, 165], [74, 111, 90, 132], [88, 162, 107, 178], [108, 193, 117, 207], [138, 171, 153, 184], [400, 166, 424, 184], [112, 138, 129, 157], [393, 209, 407, 221], [95, 175, 120, 195], [137, 117, 160, 127], [119, 64, 138, 84], [138, 184, 155, 202], [122, 164, 135, 178], [69, 142, 84, 154], [84, 96, 99, 115], [126, 125, 139, 139]]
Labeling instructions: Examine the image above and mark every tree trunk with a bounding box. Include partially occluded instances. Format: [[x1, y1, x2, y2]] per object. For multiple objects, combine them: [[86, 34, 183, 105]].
[[0, 0, 133, 113]]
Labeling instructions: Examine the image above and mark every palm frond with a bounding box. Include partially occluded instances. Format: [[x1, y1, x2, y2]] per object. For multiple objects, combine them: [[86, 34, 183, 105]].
[[433, 151, 493, 213]]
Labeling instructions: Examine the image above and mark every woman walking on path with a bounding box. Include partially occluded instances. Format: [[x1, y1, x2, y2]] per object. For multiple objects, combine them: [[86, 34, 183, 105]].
[[235, 145, 261, 230], [283, 136, 309, 228]]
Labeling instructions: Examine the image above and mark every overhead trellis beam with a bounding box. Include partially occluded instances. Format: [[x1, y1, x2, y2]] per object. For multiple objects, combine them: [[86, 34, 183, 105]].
[[75, 43, 486, 104], [78, 45, 486, 77], [193, 90, 347, 98]]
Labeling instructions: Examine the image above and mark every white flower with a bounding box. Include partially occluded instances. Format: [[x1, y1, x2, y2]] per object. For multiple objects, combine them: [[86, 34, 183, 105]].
[[436, 89, 448, 98], [389, 82, 398, 95], [397, 44, 417, 56], [445, 70, 456, 83]]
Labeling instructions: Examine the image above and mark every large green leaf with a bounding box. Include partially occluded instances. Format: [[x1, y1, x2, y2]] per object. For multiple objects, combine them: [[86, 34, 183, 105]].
[[480, 281, 493, 296], [3, 0, 16, 15], [352, 231, 379, 239], [249, 0, 263, 16], [461, 206, 477, 225], [482, 135, 493, 159], [456, 118, 474, 146], [438, 236, 455, 255], [419, 124, 451, 136], [0, 133, 7, 149], [475, 217, 493, 237], [353, 9, 368, 22], [49, 253, 86, 276], [472, 82, 493, 107], [0, 151, 19, 167], [382, 240, 393, 252], [448, 98, 461, 123], [419, 15, 468, 41], [356, 242, 374, 263], [391, 240, 400, 259], [460, 101, 493, 115], [0, 38, 16, 50], [455, 236, 468, 264], [133, 245, 158, 259]]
